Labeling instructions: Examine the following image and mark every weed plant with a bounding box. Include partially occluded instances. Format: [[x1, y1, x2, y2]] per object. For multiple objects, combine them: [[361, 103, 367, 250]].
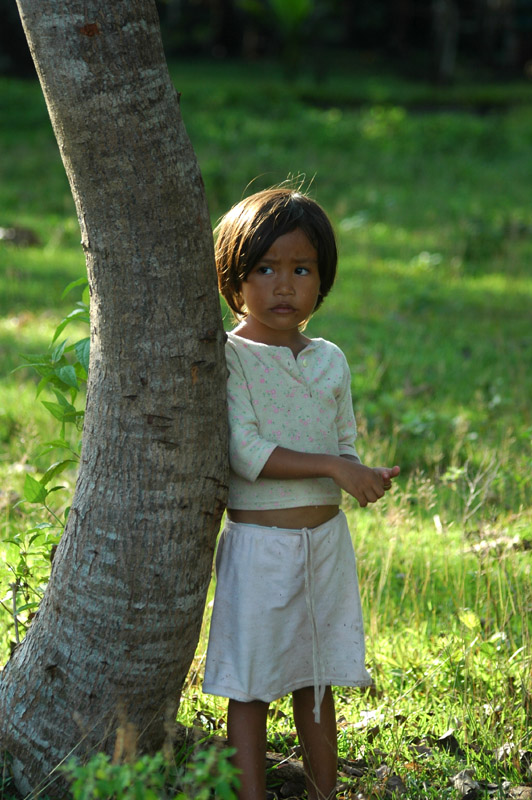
[[0, 59, 531, 797]]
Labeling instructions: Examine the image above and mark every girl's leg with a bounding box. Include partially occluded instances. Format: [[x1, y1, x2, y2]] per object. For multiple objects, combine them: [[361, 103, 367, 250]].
[[292, 686, 337, 800], [227, 698, 269, 800]]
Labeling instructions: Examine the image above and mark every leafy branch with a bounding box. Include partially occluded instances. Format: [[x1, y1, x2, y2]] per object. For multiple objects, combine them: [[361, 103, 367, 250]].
[[5, 278, 90, 647]]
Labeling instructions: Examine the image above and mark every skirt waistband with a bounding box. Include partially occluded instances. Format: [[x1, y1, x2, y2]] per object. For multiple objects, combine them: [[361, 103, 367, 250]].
[[223, 510, 344, 537]]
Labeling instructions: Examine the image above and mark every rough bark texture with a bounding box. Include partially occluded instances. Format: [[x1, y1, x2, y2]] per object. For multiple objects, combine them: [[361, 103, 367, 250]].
[[0, 1, 228, 795]]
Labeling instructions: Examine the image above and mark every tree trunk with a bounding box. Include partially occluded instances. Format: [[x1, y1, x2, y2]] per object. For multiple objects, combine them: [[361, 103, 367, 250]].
[[0, 1, 228, 795], [432, 0, 460, 83]]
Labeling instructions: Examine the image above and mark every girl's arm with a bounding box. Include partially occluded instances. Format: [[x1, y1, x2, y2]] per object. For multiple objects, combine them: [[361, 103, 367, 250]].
[[260, 447, 400, 508]]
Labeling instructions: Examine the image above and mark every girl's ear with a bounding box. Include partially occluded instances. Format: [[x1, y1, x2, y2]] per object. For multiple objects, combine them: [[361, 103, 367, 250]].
[[233, 285, 247, 317]]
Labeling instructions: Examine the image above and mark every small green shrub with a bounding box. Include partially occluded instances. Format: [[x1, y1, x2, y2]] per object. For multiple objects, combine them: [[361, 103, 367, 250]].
[[63, 752, 167, 800], [1, 279, 88, 653], [61, 745, 239, 800]]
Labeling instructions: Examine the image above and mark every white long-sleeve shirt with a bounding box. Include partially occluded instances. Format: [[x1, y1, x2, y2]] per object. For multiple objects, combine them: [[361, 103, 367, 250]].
[[226, 331, 361, 510]]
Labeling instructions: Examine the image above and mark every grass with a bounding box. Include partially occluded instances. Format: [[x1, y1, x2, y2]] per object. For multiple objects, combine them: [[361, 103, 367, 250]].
[[1, 56, 531, 797]]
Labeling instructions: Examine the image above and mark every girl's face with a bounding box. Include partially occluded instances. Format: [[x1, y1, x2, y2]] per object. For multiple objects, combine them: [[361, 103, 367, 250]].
[[238, 228, 321, 345]]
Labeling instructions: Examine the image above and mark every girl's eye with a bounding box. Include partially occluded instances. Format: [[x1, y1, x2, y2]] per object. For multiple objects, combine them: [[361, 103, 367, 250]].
[[295, 266, 310, 275], [257, 265, 273, 274]]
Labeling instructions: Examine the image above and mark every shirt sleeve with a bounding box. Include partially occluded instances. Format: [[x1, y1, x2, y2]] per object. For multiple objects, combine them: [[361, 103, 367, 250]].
[[336, 351, 362, 463], [226, 345, 278, 482]]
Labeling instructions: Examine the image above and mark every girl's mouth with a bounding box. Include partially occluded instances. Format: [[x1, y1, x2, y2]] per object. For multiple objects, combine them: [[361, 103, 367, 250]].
[[271, 304, 295, 313]]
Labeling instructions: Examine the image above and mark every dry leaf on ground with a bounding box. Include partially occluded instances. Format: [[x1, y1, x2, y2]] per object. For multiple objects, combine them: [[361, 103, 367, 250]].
[[450, 767, 480, 797]]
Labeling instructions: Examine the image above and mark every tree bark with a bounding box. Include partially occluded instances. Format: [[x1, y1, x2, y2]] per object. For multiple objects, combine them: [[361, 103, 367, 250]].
[[432, 0, 460, 83], [0, 1, 228, 795]]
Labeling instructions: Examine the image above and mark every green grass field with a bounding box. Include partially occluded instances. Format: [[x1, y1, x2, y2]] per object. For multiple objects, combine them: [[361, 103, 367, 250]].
[[1, 59, 531, 798]]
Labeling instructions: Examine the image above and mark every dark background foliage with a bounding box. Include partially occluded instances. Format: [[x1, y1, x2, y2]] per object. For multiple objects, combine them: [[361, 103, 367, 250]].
[[3, 0, 532, 82]]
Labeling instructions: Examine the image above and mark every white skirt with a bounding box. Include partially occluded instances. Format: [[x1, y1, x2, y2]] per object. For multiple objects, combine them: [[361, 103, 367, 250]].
[[203, 511, 372, 721]]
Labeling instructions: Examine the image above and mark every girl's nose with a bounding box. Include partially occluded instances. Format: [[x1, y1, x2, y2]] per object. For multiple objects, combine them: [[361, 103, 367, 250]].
[[274, 272, 295, 294]]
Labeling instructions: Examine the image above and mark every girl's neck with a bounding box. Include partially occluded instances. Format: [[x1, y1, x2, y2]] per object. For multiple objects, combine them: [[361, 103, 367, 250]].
[[232, 318, 311, 357]]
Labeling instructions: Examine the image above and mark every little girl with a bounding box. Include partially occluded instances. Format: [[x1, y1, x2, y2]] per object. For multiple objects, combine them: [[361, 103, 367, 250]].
[[203, 187, 400, 800]]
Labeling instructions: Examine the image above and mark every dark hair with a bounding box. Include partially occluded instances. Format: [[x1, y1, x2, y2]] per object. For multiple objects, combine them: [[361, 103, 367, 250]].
[[215, 187, 337, 318]]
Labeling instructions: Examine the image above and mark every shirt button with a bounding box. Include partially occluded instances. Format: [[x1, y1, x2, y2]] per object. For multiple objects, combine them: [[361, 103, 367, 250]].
[[302, 359, 308, 367]]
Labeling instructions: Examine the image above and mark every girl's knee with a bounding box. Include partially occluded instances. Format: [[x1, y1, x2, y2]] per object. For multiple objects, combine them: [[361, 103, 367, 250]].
[[293, 685, 332, 707]]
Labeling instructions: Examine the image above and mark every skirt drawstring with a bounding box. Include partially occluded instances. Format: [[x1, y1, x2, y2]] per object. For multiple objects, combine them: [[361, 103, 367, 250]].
[[302, 527, 325, 723]]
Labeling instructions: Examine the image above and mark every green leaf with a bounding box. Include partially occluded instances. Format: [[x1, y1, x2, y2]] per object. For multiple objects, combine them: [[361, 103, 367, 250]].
[[42, 401, 69, 422], [36, 374, 54, 397], [74, 361, 88, 382], [56, 365, 79, 389], [18, 352, 51, 366], [52, 318, 71, 344], [31, 522, 55, 531], [51, 339, 68, 364], [52, 308, 90, 343], [28, 525, 56, 544], [15, 601, 40, 614], [4, 536, 22, 545], [38, 438, 72, 452], [23, 474, 48, 504], [40, 459, 77, 487], [74, 337, 90, 372], [61, 276, 88, 299], [52, 389, 72, 408], [13, 355, 53, 379]]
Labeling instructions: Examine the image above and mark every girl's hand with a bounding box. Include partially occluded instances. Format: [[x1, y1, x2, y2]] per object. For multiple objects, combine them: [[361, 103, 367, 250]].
[[332, 460, 400, 507], [373, 465, 401, 491]]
